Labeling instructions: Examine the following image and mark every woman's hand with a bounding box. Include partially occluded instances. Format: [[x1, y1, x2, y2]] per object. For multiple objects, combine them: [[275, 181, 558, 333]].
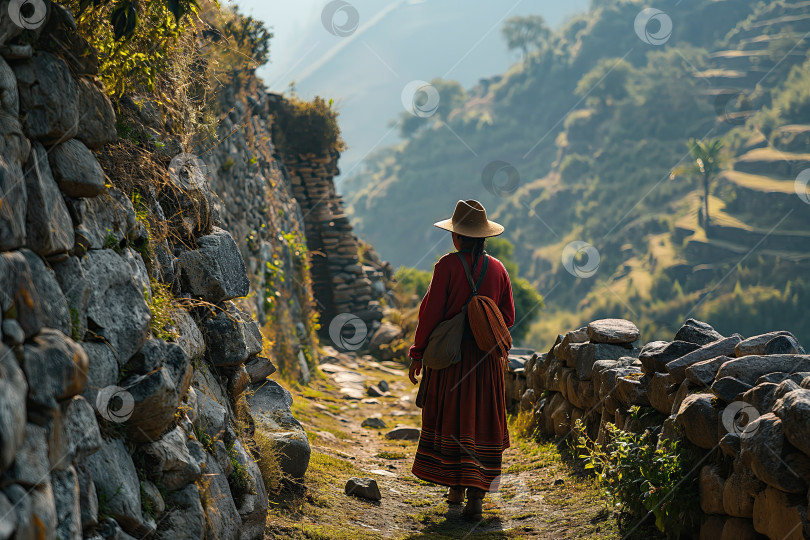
[[408, 359, 422, 385]]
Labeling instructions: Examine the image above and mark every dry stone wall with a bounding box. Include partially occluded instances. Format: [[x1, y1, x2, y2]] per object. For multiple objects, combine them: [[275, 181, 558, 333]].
[[507, 318, 810, 539], [0, 4, 313, 540]]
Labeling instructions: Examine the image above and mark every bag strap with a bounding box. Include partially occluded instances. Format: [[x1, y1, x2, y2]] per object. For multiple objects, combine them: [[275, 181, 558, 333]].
[[456, 252, 489, 300]]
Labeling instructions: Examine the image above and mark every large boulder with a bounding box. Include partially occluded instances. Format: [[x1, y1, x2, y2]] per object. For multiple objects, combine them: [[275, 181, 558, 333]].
[[60, 395, 102, 460], [247, 381, 311, 479], [52, 256, 90, 342], [21, 329, 88, 414], [675, 393, 719, 449], [570, 342, 634, 380], [773, 389, 810, 458], [698, 464, 725, 515], [0, 342, 27, 473], [674, 319, 724, 345], [74, 77, 116, 149], [51, 466, 81, 540], [0, 251, 44, 338], [120, 340, 192, 443], [202, 302, 261, 367], [178, 227, 248, 303], [587, 318, 639, 344], [82, 249, 150, 365], [48, 139, 106, 198], [21, 250, 71, 335], [0, 152, 27, 251], [155, 484, 206, 540], [85, 438, 149, 537], [232, 439, 268, 540], [666, 335, 742, 384], [140, 426, 201, 490], [685, 356, 733, 387], [723, 459, 764, 518], [614, 373, 650, 407], [79, 341, 119, 407], [5, 423, 48, 487], [639, 340, 701, 374], [648, 371, 677, 414], [711, 377, 752, 403], [740, 413, 810, 493], [752, 486, 807, 540], [12, 52, 79, 143], [716, 354, 810, 386], [554, 327, 589, 363], [736, 331, 797, 357], [65, 188, 137, 255], [24, 143, 74, 257]]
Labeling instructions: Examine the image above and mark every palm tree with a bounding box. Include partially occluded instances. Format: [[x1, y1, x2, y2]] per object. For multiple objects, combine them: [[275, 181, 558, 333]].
[[672, 138, 725, 230]]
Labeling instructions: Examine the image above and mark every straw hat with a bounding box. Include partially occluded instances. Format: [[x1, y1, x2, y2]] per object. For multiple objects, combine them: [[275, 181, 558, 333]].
[[434, 200, 504, 238]]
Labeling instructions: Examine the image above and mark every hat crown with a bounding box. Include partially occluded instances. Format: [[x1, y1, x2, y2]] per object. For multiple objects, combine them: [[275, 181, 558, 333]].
[[452, 200, 488, 229]]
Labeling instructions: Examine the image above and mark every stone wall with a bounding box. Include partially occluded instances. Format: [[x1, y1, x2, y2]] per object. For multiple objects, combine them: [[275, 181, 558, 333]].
[[507, 318, 810, 539], [278, 142, 391, 340], [0, 4, 311, 540]]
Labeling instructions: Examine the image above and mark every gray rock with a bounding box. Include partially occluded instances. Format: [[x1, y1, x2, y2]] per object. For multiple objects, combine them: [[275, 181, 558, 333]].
[[13, 52, 78, 143], [760, 372, 809, 386], [6, 423, 49, 487], [366, 384, 387, 397], [674, 318, 724, 345], [48, 139, 105, 198], [614, 374, 650, 407], [698, 464, 725, 515], [0, 56, 18, 116], [666, 335, 742, 384], [244, 356, 276, 384], [120, 340, 192, 443], [640, 340, 701, 374], [231, 440, 268, 540], [676, 393, 719, 449], [247, 381, 310, 479], [368, 323, 401, 356], [29, 481, 57, 540], [684, 355, 733, 387], [75, 77, 116, 149], [385, 426, 420, 441], [200, 452, 241, 540], [723, 458, 764, 518], [571, 342, 634, 380], [565, 373, 598, 410], [85, 438, 147, 536], [775, 379, 801, 401], [361, 417, 387, 429], [520, 388, 536, 412], [587, 318, 639, 344], [21, 329, 88, 413], [83, 249, 150, 365], [171, 309, 205, 360], [202, 302, 261, 367], [52, 256, 90, 341], [178, 227, 249, 303], [156, 484, 205, 540], [648, 372, 676, 415], [21, 250, 70, 335], [345, 477, 381, 501], [736, 331, 797, 357], [0, 342, 27, 472], [716, 355, 810, 387], [61, 395, 102, 459], [140, 480, 164, 517], [0, 251, 43, 338], [740, 413, 810, 493], [76, 463, 99, 530], [51, 466, 81, 540], [79, 341, 119, 407], [24, 142, 74, 256], [719, 432, 741, 458], [765, 334, 803, 355], [0, 490, 16, 539], [378, 379, 390, 393], [711, 377, 752, 403], [773, 389, 810, 458], [66, 189, 137, 255], [1, 319, 24, 345], [141, 426, 201, 490], [195, 389, 228, 441], [0, 154, 27, 251], [739, 382, 779, 415], [555, 327, 589, 363], [3, 484, 33, 539]]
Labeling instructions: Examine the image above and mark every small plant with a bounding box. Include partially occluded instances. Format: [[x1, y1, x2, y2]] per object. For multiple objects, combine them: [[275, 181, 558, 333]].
[[573, 419, 700, 537], [252, 422, 286, 495], [145, 279, 179, 342], [103, 230, 122, 253], [69, 307, 82, 342], [221, 157, 235, 171], [375, 451, 406, 460], [226, 441, 255, 507]]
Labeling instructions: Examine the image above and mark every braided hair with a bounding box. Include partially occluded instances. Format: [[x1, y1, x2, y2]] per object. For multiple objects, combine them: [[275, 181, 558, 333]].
[[458, 234, 486, 273]]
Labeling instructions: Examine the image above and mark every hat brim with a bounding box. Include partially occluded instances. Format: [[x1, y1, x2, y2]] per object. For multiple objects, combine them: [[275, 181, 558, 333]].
[[434, 218, 505, 238]]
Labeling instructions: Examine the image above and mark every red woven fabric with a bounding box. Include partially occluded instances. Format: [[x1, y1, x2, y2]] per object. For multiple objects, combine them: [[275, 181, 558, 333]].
[[410, 251, 515, 492]]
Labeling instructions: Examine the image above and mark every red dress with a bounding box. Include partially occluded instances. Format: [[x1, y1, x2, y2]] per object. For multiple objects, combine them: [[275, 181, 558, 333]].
[[409, 250, 515, 492]]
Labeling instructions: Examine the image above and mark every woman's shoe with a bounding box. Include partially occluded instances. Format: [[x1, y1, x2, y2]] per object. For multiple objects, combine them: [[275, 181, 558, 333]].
[[445, 487, 465, 504], [463, 489, 484, 520]]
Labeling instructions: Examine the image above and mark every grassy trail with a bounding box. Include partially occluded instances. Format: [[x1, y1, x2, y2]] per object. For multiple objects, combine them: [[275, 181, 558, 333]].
[[263, 354, 622, 539]]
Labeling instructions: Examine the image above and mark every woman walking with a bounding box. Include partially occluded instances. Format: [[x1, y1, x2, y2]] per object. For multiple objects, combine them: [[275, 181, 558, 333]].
[[408, 199, 515, 520]]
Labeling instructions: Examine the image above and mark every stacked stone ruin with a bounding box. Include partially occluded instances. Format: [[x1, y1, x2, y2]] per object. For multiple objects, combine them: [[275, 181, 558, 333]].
[[0, 6, 312, 540], [284, 149, 388, 334], [505, 318, 810, 539]]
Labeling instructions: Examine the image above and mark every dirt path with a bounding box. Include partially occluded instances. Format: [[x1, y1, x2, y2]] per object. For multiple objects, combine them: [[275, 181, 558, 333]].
[[263, 353, 624, 539]]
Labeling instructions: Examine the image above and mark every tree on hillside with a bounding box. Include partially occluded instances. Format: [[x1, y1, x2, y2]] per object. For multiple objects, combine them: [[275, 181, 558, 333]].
[[501, 15, 549, 58], [672, 138, 725, 230], [575, 57, 635, 109], [397, 78, 467, 138]]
